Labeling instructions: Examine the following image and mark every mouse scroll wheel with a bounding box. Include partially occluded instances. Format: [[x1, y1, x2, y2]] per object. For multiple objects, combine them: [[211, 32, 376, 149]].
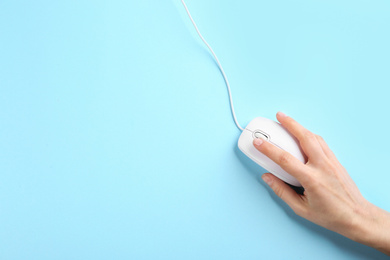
[[253, 130, 269, 140]]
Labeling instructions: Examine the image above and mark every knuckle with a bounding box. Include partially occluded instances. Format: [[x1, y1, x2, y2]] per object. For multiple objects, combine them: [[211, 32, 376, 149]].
[[306, 174, 320, 189], [279, 153, 292, 166], [316, 157, 331, 167], [315, 157, 334, 170], [273, 186, 284, 199], [325, 164, 338, 175], [316, 135, 324, 141], [303, 130, 315, 139]]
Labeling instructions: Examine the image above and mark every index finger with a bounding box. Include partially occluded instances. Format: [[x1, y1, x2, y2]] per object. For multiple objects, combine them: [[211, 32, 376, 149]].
[[253, 138, 309, 184]]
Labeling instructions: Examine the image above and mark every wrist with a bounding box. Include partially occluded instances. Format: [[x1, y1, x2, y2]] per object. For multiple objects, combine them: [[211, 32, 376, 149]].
[[349, 201, 390, 255]]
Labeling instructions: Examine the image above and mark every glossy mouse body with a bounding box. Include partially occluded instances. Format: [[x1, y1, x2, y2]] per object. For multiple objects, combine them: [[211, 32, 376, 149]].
[[238, 117, 306, 187]]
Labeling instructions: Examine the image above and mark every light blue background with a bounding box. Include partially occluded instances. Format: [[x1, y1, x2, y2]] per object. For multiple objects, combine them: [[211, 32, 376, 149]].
[[1, 0, 390, 259]]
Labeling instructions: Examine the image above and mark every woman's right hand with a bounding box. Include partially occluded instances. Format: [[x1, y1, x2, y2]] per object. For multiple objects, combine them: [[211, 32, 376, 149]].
[[253, 112, 390, 256]]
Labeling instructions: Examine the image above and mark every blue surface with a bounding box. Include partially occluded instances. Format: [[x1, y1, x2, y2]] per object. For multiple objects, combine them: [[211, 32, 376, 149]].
[[1, 0, 390, 259]]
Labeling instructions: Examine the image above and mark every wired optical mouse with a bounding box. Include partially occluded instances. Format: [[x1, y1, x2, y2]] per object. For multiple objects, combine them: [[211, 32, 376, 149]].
[[238, 117, 306, 187], [181, 0, 306, 187]]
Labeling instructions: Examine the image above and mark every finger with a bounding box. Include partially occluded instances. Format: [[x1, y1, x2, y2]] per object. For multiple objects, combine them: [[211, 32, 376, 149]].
[[253, 138, 308, 182], [276, 112, 325, 163], [262, 173, 305, 215], [316, 135, 339, 163]]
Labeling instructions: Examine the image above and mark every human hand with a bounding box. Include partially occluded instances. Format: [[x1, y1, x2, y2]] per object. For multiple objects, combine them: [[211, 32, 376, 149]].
[[253, 112, 390, 255]]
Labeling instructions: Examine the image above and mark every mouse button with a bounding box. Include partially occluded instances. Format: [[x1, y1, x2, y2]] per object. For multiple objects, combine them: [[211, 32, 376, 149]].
[[244, 117, 264, 131], [245, 125, 255, 132], [245, 117, 278, 132]]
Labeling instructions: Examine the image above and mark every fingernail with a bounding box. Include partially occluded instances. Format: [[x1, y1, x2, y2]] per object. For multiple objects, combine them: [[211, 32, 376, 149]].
[[253, 138, 263, 146], [262, 174, 273, 185], [277, 111, 287, 118]]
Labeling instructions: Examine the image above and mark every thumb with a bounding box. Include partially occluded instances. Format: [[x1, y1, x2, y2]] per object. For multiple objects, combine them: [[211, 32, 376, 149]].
[[262, 173, 304, 214]]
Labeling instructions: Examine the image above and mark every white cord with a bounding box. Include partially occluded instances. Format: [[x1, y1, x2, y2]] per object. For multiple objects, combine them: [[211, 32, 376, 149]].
[[181, 0, 244, 131]]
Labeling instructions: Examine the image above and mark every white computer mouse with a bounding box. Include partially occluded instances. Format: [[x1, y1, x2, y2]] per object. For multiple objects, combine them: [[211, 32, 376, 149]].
[[238, 117, 306, 187]]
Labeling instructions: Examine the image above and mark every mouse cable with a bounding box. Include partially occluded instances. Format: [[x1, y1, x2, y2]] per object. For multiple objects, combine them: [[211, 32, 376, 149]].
[[181, 0, 244, 131]]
